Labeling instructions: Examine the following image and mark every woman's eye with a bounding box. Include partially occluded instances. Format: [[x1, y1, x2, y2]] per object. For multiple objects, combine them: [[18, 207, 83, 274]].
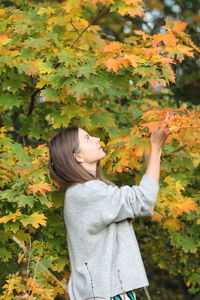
[[87, 136, 90, 140]]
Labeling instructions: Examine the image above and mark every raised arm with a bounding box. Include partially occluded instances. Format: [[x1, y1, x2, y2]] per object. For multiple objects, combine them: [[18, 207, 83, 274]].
[[143, 125, 170, 215], [145, 126, 169, 184]]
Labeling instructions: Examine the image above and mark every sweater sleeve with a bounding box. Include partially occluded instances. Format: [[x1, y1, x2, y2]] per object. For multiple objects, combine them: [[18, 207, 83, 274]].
[[78, 174, 159, 231]]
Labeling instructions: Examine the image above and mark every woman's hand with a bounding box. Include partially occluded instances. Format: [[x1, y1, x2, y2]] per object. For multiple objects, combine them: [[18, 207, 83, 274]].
[[149, 111, 175, 152], [150, 127, 169, 152]]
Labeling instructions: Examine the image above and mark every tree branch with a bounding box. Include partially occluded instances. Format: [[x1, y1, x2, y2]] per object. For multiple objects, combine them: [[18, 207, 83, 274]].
[[70, 5, 110, 49], [27, 88, 43, 117]]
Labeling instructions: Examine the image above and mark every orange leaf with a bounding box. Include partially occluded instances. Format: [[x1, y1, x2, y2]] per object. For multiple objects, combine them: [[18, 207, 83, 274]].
[[104, 57, 129, 72], [0, 34, 11, 45], [139, 120, 165, 133], [28, 182, 52, 195], [172, 21, 188, 33], [152, 211, 164, 223], [153, 32, 177, 47], [103, 41, 123, 53], [174, 198, 197, 216]]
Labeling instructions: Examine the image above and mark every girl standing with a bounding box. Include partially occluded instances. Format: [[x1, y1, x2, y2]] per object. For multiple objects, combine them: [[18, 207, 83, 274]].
[[48, 125, 169, 300]]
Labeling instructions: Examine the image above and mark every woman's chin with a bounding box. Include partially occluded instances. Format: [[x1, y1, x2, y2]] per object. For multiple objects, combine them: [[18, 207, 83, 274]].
[[98, 151, 106, 160]]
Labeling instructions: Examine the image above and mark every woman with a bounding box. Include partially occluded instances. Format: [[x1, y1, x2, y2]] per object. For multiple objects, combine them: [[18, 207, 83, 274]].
[[48, 124, 170, 300]]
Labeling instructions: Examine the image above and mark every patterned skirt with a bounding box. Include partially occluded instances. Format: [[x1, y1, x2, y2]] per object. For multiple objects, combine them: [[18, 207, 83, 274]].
[[110, 290, 136, 300]]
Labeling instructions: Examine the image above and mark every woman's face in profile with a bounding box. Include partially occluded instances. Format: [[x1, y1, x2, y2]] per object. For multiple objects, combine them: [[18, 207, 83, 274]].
[[74, 128, 106, 164]]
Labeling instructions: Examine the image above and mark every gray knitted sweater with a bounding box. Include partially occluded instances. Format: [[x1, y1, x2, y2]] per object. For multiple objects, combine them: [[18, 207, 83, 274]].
[[63, 174, 159, 300]]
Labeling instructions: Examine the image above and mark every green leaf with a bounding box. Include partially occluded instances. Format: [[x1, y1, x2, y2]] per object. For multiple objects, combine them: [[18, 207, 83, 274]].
[[4, 221, 20, 234], [0, 248, 12, 262], [91, 111, 116, 130], [59, 50, 75, 64], [20, 48, 34, 59], [2, 76, 26, 93], [170, 232, 198, 253], [25, 37, 50, 50], [40, 87, 60, 101], [0, 93, 20, 109], [15, 195, 37, 208], [75, 57, 97, 79], [38, 195, 52, 208]]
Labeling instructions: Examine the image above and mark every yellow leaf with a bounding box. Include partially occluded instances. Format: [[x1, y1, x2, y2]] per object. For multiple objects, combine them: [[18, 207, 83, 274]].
[[174, 198, 197, 215], [0, 209, 22, 223], [37, 7, 56, 15], [163, 217, 181, 230], [0, 126, 7, 138], [20, 212, 47, 228], [36, 78, 49, 89]]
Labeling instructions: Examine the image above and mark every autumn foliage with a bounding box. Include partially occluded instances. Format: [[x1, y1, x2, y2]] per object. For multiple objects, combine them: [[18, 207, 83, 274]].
[[0, 0, 199, 299]]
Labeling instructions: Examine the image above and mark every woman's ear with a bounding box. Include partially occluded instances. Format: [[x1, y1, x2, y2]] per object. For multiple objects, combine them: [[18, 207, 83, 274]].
[[74, 152, 84, 163]]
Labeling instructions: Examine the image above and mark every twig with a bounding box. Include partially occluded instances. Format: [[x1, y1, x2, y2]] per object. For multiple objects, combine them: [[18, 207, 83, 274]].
[[144, 286, 152, 300], [26, 238, 31, 279], [171, 145, 187, 153], [38, 260, 67, 290], [162, 145, 188, 159], [70, 5, 109, 49], [69, 19, 80, 36], [28, 257, 40, 295]]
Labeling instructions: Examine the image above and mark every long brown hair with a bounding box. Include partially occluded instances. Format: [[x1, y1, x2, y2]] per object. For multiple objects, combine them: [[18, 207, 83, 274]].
[[48, 126, 114, 189]]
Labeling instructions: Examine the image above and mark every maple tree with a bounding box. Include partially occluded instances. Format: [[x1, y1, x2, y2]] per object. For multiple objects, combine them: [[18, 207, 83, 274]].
[[0, 0, 199, 299]]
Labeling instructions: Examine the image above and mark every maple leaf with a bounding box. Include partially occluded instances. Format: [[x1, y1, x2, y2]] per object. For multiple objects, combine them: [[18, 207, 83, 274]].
[[37, 7, 56, 15], [124, 0, 142, 5], [176, 45, 194, 57], [163, 19, 188, 33], [124, 53, 146, 67], [139, 120, 166, 133], [163, 217, 181, 230], [144, 47, 163, 55], [152, 211, 164, 223], [134, 30, 150, 40], [162, 64, 175, 83], [0, 209, 22, 223], [0, 34, 11, 45], [174, 198, 197, 215], [153, 33, 177, 47], [104, 57, 129, 72], [118, 6, 144, 17], [83, 0, 106, 4], [26, 277, 39, 290], [188, 39, 200, 53], [28, 182, 52, 195], [103, 41, 123, 52], [149, 80, 167, 88], [20, 212, 47, 228]]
